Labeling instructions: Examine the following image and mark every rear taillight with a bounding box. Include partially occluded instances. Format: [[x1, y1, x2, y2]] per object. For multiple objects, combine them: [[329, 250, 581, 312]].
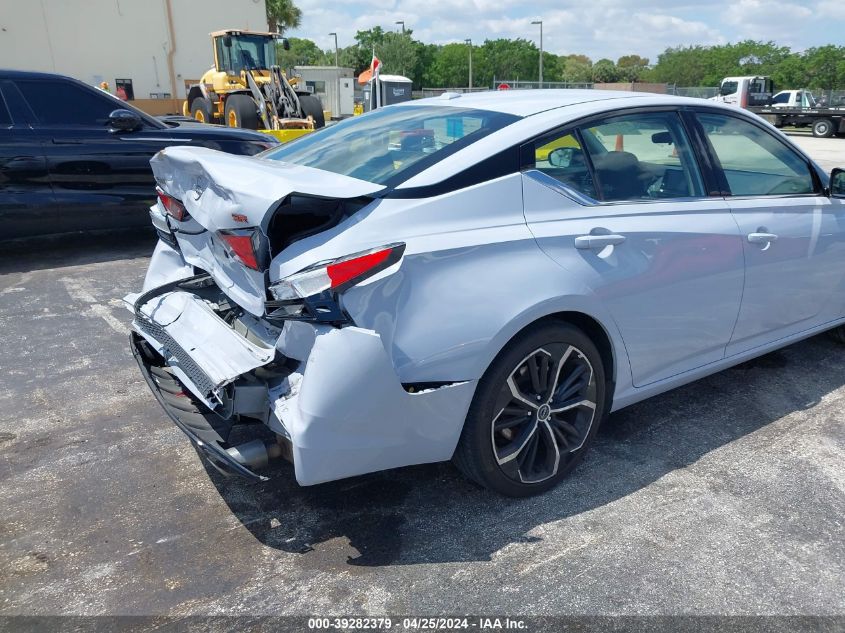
[[156, 188, 188, 221], [217, 229, 266, 271], [268, 244, 405, 302]]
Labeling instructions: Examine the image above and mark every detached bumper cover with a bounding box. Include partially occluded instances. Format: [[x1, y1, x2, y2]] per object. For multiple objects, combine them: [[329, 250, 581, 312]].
[[131, 276, 274, 407], [129, 275, 478, 486]]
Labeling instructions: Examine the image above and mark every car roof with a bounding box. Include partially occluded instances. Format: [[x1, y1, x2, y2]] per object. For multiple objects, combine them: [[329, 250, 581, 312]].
[[0, 69, 67, 80], [398, 89, 707, 117]]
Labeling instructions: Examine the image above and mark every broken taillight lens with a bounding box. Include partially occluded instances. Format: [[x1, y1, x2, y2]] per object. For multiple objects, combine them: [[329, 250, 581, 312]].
[[268, 244, 405, 302], [156, 188, 188, 221], [217, 229, 267, 271]]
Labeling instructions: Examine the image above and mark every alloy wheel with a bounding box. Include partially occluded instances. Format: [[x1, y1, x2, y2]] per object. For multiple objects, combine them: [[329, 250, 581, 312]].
[[491, 344, 597, 484]]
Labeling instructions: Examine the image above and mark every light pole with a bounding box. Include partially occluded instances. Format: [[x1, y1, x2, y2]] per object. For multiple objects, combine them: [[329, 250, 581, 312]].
[[329, 32, 338, 67], [531, 20, 543, 86], [465, 38, 473, 90], [395, 20, 405, 34]]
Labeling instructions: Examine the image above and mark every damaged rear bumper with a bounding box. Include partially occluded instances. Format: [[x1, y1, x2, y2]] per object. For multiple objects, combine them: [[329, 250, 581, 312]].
[[129, 276, 478, 486], [130, 333, 270, 481]]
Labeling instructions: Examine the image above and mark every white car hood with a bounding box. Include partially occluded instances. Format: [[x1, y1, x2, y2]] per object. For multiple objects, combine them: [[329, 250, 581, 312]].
[[150, 145, 385, 231]]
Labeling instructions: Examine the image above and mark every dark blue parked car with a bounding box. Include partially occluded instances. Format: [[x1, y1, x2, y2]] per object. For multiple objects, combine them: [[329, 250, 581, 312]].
[[0, 70, 278, 239]]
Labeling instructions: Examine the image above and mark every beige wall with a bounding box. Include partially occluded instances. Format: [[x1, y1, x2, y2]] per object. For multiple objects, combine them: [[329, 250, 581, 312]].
[[594, 82, 668, 94], [0, 0, 267, 100]]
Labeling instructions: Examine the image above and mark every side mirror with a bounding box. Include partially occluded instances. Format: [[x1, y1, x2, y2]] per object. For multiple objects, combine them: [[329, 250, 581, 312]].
[[651, 131, 673, 144], [548, 147, 574, 168], [107, 109, 142, 133], [830, 168, 845, 198], [276, 36, 290, 51], [223, 34, 232, 48]]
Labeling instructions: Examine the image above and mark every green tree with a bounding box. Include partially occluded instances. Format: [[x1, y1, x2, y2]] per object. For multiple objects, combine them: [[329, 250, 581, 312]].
[[345, 27, 387, 75], [651, 45, 709, 85], [426, 42, 472, 87], [265, 0, 301, 34], [275, 37, 329, 71], [477, 38, 539, 85], [592, 58, 619, 83], [541, 51, 563, 82], [560, 54, 593, 83], [413, 42, 440, 88], [378, 32, 418, 78], [617, 55, 649, 81], [803, 45, 845, 91]]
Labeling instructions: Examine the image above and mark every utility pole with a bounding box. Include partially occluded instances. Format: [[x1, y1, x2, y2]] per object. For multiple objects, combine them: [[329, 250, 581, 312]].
[[395, 21, 405, 34], [329, 32, 338, 67], [531, 20, 543, 86], [465, 39, 473, 90]]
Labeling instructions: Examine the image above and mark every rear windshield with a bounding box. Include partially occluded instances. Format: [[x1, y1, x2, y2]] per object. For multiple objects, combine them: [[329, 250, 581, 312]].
[[262, 105, 520, 186]]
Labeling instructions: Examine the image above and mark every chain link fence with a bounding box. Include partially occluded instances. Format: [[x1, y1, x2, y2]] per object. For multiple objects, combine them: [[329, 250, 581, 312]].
[[667, 85, 719, 99]]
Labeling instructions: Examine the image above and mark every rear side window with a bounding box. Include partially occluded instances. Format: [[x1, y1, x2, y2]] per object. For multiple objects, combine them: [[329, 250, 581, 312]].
[[263, 105, 519, 186], [16, 79, 116, 126], [697, 112, 814, 196]]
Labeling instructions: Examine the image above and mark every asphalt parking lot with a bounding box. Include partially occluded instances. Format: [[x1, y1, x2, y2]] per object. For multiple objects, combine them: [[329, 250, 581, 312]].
[[1, 138, 844, 619]]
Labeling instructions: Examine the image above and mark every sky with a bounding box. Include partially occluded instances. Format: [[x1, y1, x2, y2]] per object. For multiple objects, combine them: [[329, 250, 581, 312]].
[[287, 0, 843, 62]]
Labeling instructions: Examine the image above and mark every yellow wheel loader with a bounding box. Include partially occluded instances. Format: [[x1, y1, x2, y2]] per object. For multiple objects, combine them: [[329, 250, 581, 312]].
[[183, 30, 325, 143]]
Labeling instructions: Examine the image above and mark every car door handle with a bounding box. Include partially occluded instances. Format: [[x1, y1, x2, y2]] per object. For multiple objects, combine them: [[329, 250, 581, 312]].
[[747, 232, 778, 244], [574, 234, 627, 249]]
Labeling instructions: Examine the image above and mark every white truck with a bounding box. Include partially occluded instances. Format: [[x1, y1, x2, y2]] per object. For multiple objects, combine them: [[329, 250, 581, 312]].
[[771, 89, 818, 109], [710, 76, 773, 108], [712, 76, 844, 138]]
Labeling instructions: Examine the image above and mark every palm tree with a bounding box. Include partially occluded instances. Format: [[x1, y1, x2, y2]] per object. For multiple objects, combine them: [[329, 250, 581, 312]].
[[266, 0, 302, 34]]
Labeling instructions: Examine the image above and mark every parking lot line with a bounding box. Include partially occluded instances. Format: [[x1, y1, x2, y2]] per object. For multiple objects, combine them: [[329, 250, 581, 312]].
[[59, 277, 129, 335]]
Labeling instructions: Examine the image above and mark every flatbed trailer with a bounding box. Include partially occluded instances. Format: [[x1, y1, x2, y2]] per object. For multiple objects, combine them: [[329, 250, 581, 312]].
[[749, 106, 845, 138]]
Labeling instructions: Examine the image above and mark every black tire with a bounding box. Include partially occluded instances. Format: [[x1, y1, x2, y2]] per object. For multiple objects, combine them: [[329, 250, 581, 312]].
[[224, 94, 260, 130], [812, 118, 834, 138], [828, 326, 845, 344], [190, 97, 213, 124], [453, 321, 606, 497], [299, 95, 325, 129]]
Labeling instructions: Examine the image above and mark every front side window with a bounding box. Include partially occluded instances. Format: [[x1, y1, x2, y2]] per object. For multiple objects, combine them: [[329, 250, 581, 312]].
[[698, 112, 814, 196], [533, 132, 597, 199], [16, 79, 116, 126], [263, 105, 519, 186], [580, 112, 705, 201]]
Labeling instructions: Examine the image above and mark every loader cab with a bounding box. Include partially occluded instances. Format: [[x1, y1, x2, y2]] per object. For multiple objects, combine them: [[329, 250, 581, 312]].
[[212, 30, 287, 75]]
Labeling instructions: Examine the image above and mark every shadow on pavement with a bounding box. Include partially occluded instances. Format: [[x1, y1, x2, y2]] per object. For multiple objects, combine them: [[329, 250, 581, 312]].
[[200, 334, 842, 568], [0, 229, 156, 275]]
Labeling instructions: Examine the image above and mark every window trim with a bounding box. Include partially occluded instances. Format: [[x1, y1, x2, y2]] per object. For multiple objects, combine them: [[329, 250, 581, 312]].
[[14, 77, 164, 130], [688, 106, 823, 199], [0, 88, 12, 127], [521, 105, 713, 206]]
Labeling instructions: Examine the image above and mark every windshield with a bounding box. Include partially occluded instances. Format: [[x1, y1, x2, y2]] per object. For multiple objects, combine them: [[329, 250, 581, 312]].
[[216, 34, 275, 73], [262, 105, 520, 186], [720, 81, 738, 96]]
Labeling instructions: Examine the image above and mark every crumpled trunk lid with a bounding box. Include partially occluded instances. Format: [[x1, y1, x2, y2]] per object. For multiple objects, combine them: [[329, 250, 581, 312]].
[[150, 146, 384, 232], [149, 146, 385, 315]]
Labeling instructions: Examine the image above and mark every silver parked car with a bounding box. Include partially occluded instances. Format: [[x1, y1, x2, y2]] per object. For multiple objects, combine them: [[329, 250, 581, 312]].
[[127, 90, 845, 497]]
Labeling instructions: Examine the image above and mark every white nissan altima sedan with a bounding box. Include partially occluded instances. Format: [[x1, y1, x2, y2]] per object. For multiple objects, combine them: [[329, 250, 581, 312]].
[[127, 90, 845, 497]]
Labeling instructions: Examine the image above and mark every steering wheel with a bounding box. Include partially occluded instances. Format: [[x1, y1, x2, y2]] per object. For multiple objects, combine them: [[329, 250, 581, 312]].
[[765, 177, 809, 195]]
